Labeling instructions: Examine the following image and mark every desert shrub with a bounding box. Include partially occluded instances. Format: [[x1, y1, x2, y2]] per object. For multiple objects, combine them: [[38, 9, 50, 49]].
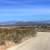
[[0, 27, 37, 44], [14, 28, 36, 43]]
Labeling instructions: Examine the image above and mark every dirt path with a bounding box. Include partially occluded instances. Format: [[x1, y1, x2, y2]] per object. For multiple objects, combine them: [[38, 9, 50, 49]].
[[6, 32, 50, 50]]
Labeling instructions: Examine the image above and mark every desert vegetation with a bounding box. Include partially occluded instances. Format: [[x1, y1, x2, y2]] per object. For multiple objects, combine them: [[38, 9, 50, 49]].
[[0, 26, 37, 46], [0, 24, 50, 49]]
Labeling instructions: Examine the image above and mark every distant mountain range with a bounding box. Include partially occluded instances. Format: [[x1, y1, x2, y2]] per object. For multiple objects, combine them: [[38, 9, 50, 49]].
[[0, 20, 50, 25]]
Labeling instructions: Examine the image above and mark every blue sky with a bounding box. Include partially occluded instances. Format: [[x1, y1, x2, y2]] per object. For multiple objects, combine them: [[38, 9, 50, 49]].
[[0, 0, 50, 21]]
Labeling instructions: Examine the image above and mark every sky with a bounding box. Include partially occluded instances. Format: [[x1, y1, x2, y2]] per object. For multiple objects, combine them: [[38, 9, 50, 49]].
[[0, 0, 50, 21]]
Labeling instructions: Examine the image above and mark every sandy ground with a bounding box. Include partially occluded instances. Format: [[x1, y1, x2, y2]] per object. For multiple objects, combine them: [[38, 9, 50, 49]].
[[6, 32, 50, 50]]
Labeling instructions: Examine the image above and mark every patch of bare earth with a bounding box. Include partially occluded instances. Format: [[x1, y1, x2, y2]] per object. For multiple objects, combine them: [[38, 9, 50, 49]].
[[0, 41, 15, 50]]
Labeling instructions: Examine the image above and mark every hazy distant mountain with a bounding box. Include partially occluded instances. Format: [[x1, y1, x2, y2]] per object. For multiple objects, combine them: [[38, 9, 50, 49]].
[[0, 21, 16, 25], [16, 21, 37, 26], [0, 20, 50, 25], [39, 20, 50, 23]]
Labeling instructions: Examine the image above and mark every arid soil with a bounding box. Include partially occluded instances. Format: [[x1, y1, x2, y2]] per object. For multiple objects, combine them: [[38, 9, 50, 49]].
[[6, 32, 49, 50], [0, 41, 15, 50]]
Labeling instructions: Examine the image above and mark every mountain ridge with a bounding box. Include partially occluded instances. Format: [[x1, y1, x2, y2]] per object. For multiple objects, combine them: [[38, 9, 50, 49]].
[[0, 20, 50, 25]]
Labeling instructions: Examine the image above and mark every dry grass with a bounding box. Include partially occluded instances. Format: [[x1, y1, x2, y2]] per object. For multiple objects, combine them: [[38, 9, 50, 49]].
[[0, 27, 37, 50], [0, 25, 49, 50]]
